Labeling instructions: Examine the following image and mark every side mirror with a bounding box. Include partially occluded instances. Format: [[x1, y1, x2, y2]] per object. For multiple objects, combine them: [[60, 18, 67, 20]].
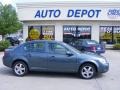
[[66, 51, 73, 56]]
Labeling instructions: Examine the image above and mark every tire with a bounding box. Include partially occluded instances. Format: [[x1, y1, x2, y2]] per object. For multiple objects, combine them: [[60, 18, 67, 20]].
[[12, 61, 28, 76], [78, 63, 96, 79]]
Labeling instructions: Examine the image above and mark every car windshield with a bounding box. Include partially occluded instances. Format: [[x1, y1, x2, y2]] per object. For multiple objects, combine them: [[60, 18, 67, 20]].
[[61, 42, 81, 53], [13, 37, 18, 40]]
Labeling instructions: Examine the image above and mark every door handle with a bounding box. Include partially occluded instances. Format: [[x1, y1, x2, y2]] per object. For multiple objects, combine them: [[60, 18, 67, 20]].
[[51, 56, 55, 58], [28, 53, 31, 57]]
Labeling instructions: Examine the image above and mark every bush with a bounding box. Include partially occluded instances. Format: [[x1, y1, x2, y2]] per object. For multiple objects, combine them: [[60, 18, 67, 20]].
[[0, 40, 10, 51], [113, 44, 120, 50]]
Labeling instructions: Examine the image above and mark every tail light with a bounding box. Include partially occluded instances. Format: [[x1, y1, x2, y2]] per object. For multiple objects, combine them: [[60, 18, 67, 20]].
[[4, 51, 9, 56], [4, 50, 11, 56], [90, 46, 96, 52]]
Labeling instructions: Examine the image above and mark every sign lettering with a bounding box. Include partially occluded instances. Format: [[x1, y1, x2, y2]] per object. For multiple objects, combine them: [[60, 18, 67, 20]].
[[35, 9, 101, 18]]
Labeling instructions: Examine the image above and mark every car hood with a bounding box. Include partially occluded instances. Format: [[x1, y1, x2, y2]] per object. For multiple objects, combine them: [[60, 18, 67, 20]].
[[78, 51, 105, 60]]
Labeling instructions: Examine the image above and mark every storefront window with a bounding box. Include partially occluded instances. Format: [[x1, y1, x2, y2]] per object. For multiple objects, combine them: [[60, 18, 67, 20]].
[[63, 25, 91, 44], [100, 26, 120, 44], [113, 26, 120, 43], [27, 26, 55, 41]]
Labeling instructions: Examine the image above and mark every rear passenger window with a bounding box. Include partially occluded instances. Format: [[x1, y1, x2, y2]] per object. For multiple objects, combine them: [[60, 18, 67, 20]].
[[24, 42, 45, 52]]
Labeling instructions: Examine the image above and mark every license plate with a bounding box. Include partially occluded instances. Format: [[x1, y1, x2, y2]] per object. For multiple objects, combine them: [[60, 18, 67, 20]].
[[97, 47, 101, 50]]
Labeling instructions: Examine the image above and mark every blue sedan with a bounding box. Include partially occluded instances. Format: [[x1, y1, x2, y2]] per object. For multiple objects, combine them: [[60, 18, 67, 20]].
[[3, 40, 109, 79], [70, 39, 105, 54]]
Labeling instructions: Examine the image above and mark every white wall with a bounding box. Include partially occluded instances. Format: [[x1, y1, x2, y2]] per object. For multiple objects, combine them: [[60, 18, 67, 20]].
[[55, 22, 63, 41], [19, 2, 120, 42], [22, 20, 120, 42], [17, 2, 120, 21], [23, 24, 28, 42]]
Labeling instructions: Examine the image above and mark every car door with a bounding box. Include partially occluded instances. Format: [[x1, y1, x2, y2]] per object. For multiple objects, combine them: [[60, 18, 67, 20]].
[[47, 42, 77, 72], [25, 42, 48, 71]]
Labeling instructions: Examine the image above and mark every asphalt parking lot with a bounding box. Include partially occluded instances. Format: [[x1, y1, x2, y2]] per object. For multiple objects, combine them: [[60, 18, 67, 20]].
[[0, 50, 120, 90]]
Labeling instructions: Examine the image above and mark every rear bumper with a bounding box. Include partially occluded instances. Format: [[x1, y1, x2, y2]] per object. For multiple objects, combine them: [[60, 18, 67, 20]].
[[2, 56, 12, 68], [86, 48, 105, 54]]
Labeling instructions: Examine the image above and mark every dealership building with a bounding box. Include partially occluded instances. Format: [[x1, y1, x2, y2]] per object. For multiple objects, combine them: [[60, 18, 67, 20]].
[[17, 2, 120, 44]]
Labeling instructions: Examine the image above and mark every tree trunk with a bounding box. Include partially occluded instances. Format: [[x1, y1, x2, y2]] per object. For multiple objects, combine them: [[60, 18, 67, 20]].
[[0, 35, 2, 41], [2, 35, 5, 40]]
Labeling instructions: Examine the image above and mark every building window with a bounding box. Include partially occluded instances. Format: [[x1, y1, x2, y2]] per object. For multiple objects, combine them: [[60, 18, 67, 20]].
[[63, 25, 91, 44], [100, 26, 120, 44], [27, 26, 55, 41], [114, 26, 120, 43]]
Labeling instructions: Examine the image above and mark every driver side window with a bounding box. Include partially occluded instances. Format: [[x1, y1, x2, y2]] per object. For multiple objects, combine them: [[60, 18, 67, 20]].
[[49, 43, 67, 54]]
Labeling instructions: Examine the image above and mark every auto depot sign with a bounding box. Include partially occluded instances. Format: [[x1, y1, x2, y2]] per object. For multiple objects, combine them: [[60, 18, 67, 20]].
[[34, 9, 101, 18], [18, 7, 120, 21]]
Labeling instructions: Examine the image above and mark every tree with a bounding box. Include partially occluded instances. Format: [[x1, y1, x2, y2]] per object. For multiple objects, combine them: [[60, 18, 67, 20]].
[[0, 4, 22, 38]]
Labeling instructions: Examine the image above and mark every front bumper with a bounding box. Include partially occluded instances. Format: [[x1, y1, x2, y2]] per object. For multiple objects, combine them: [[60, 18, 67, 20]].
[[98, 62, 109, 73]]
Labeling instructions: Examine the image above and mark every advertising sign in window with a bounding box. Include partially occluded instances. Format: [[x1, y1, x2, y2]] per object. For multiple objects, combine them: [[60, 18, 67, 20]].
[[42, 26, 55, 40], [63, 25, 91, 37], [100, 26, 120, 44], [63, 26, 76, 35], [113, 26, 120, 43], [63, 25, 91, 44], [29, 29, 40, 40], [28, 26, 55, 41], [100, 26, 112, 40], [78, 26, 91, 36]]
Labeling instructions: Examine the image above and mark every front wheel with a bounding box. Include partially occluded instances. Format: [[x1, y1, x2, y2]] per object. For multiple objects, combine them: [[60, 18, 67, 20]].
[[78, 63, 96, 79], [12, 61, 28, 76]]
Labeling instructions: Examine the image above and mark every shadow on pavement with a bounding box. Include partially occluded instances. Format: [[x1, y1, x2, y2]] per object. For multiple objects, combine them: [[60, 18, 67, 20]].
[[27, 71, 78, 79], [95, 73, 104, 79], [0, 67, 105, 79], [0, 67, 13, 76]]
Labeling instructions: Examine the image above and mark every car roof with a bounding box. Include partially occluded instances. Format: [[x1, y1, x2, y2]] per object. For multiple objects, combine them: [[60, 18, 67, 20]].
[[26, 40, 61, 43], [78, 39, 97, 42], [6, 37, 17, 38]]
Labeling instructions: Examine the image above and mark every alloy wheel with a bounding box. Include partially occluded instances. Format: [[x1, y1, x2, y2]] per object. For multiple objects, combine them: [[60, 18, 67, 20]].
[[79, 63, 96, 79], [13, 61, 28, 76]]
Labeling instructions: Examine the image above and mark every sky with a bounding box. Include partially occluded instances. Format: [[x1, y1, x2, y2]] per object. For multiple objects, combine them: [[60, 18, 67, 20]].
[[1, 0, 120, 8]]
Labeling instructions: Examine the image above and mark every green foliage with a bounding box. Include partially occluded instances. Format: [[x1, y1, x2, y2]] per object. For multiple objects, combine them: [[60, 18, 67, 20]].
[[116, 39, 120, 43], [0, 4, 22, 36], [113, 44, 120, 50], [0, 40, 10, 51]]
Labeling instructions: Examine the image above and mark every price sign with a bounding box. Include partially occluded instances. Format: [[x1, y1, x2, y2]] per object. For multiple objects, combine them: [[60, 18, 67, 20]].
[[43, 35, 53, 40], [42, 26, 54, 40]]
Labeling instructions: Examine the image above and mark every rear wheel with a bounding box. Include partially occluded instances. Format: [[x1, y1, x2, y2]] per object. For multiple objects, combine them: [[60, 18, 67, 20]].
[[79, 63, 96, 79], [12, 61, 28, 76]]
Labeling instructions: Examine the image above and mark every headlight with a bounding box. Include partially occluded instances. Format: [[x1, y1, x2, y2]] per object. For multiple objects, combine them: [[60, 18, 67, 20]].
[[99, 58, 107, 64]]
